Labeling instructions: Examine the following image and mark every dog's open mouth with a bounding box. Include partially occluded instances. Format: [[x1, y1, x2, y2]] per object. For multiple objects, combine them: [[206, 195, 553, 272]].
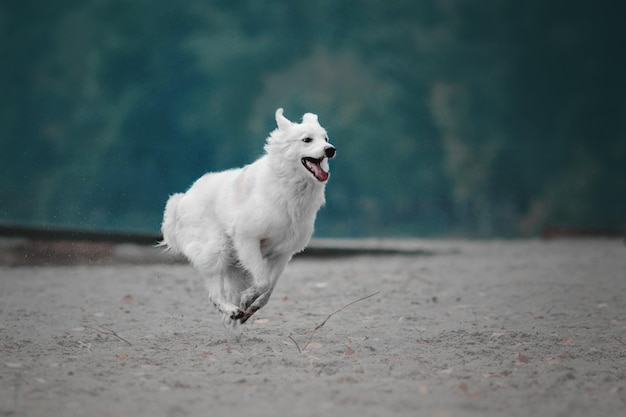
[[302, 157, 330, 182]]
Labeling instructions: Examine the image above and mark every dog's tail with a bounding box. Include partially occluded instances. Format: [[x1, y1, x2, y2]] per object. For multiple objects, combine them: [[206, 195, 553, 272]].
[[157, 193, 185, 254]]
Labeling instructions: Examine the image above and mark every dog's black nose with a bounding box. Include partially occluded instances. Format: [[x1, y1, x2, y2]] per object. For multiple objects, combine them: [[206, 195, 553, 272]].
[[325, 146, 336, 159]]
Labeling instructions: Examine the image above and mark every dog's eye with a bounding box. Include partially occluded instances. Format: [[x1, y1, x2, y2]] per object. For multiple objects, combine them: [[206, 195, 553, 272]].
[[302, 137, 313, 143], [325, 136, 329, 142]]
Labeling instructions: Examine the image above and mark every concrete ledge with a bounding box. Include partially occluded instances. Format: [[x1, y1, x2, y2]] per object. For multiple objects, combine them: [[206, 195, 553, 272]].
[[0, 225, 451, 266]]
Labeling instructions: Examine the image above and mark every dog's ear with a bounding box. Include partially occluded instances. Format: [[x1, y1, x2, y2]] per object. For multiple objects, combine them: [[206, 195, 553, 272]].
[[302, 113, 318, 124], [275, 108, 291, 130]]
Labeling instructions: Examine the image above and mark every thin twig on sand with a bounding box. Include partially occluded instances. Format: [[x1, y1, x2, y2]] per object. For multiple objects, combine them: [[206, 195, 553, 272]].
[[85, 325, 133, 346], [613, 336, 626, 347], [290, 291, 379, 353], [288, 335, 302, 354]]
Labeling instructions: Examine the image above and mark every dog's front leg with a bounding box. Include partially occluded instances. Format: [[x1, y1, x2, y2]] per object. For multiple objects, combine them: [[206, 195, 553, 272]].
[[239, 254, 290, 323], [233, 235, 273, 308]]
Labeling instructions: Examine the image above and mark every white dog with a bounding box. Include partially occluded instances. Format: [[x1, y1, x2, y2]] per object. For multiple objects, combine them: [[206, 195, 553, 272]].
[[160, 108, 336, 325]]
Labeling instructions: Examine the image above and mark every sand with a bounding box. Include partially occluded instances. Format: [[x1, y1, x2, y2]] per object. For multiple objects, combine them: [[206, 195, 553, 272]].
[[1, 238, 625, 416]]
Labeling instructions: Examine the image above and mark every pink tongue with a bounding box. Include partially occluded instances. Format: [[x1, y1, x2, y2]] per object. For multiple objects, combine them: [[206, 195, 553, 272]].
[[316, 169, 329, 182], [308, 160, 329, 182]]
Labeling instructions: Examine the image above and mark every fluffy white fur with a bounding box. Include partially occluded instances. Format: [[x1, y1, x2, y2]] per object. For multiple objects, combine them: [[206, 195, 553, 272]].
[[160, 108, 336, 325]]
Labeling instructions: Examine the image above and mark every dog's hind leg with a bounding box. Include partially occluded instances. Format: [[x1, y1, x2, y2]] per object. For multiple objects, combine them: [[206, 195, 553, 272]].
[[196, 255, 245, 322], [185, 234, 247, 322], [219, 264, 253, 325], [204, 272, 244, 322]]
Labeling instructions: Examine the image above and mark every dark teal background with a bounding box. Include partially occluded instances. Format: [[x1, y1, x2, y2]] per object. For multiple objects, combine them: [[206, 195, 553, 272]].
[[1, 0, 624, 237]]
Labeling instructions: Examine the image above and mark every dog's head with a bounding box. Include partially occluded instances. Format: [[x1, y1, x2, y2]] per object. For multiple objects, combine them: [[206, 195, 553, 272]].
[[265, 108, 336, 183]]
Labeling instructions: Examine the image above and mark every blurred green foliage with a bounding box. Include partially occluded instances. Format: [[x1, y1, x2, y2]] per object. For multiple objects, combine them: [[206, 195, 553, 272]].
[[1, 0, 624, 237]]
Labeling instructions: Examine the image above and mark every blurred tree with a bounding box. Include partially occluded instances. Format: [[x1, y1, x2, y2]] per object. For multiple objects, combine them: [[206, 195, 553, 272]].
[[0, 0, 624, 236]]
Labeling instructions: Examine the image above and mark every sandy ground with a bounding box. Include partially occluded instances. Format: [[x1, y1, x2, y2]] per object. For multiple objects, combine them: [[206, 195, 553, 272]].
[[1, 238, 625, 417]]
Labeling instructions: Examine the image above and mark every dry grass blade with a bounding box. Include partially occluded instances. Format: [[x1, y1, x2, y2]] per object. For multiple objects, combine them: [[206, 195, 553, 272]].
[[288, 335, 302, 354], [613, 336, 626, 347], [293, 291, 379, 353], [85, 325, 133, 346]]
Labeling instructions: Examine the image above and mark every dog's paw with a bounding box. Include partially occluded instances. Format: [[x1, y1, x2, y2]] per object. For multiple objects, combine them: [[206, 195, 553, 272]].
[[231, 309, 245, 320], [240, 292, 272, 324], [214, 301, 244, 321], [240, 285, 268, 310], [239, 307, 259, 325]]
